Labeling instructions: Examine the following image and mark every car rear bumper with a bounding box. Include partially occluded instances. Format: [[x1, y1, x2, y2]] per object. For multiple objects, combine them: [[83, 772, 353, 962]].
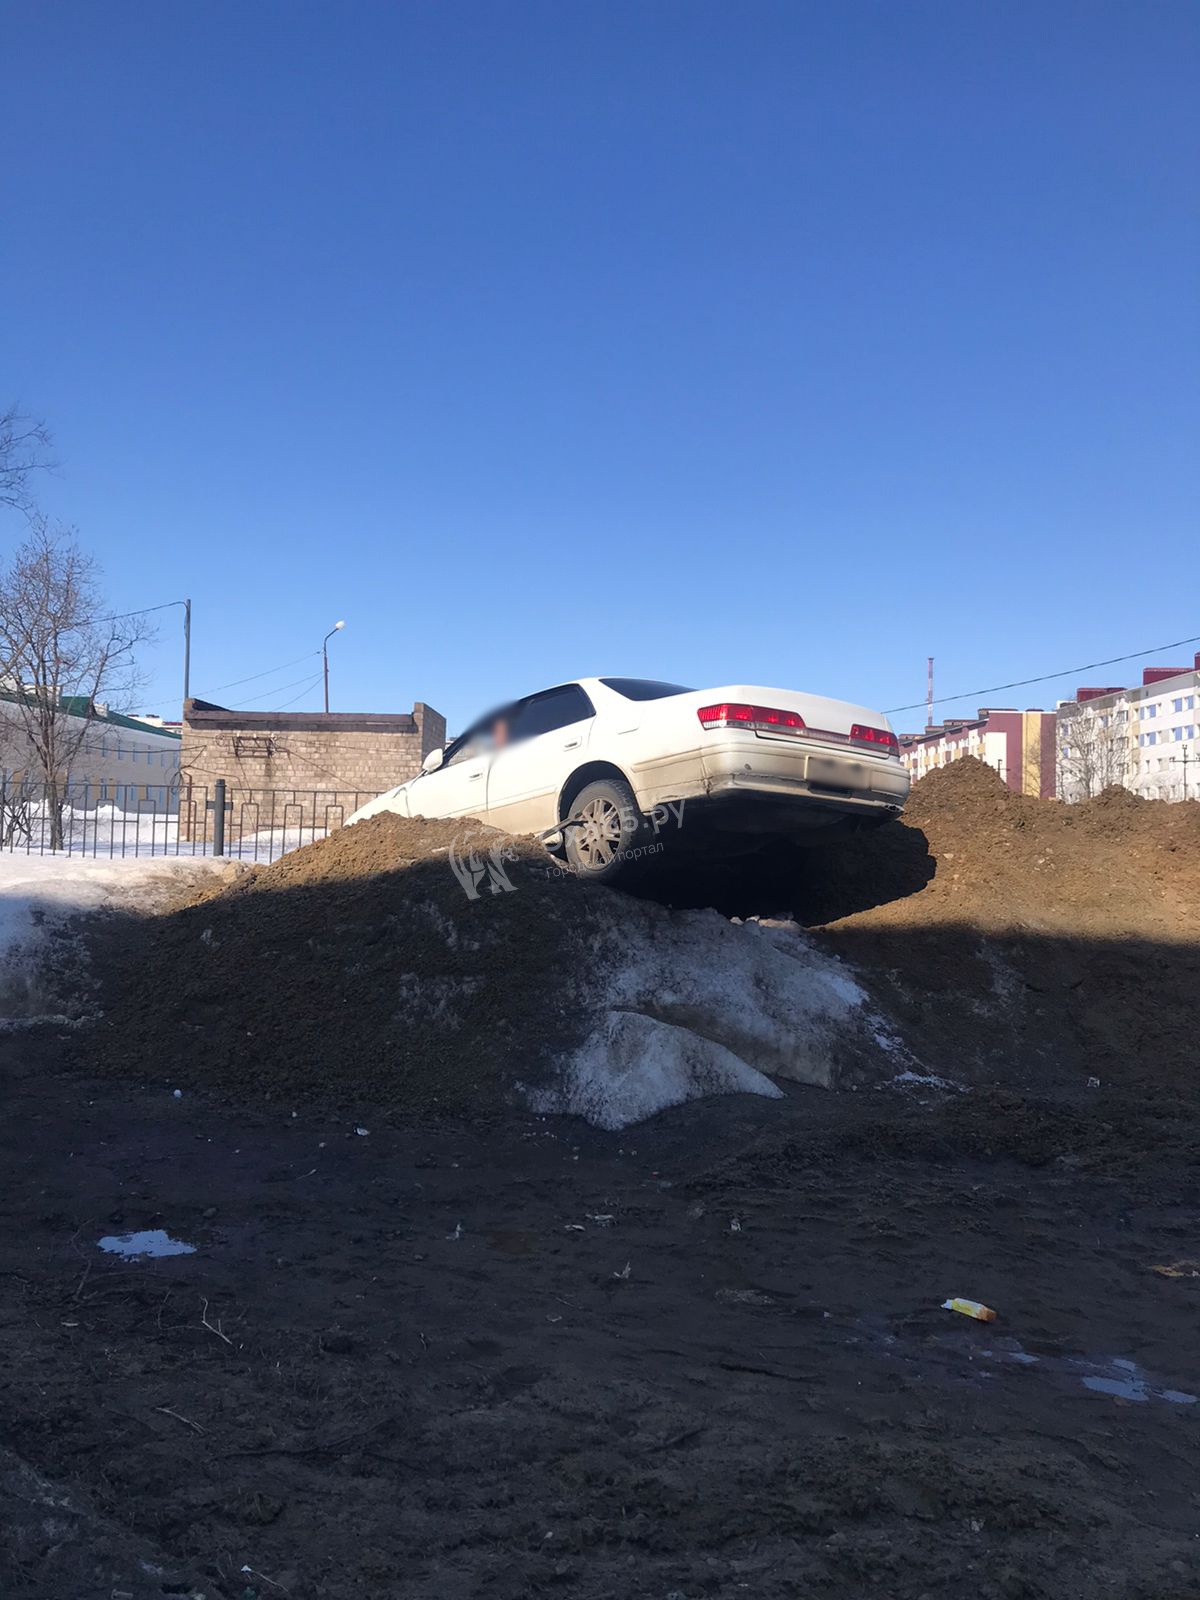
[[631, 733, 910, 827]]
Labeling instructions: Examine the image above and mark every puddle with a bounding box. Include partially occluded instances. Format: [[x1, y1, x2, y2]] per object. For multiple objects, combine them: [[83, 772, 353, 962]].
[[986, 1343, 1196, 1404], [1075, 1357, 1196, 1405], [97, 1229, 196, 1260], [850, 1317, 1198, 1408]]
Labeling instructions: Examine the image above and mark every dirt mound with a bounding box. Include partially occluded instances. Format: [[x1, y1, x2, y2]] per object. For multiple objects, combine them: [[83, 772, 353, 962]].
[[73, 759, 1200, 1124], [83, 815, 594, 1116], [902, 749, 1015, 820], [80, 813, 887, 1123], [817, 758, 1200, 1096], [824, 755, 1200, 937]]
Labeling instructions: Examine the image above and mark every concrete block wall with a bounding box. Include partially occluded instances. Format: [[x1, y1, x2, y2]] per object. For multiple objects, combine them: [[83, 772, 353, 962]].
[[177, 699, 445, 840]]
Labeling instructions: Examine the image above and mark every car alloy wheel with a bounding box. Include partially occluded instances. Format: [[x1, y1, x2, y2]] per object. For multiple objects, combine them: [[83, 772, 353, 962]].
[[562, 775, 649, 883], [575, 795, 623, 870]]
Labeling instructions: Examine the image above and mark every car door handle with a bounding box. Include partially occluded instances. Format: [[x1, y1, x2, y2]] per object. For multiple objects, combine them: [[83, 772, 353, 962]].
[[468, 771, 483, 781], [562, 738, 582, 750]]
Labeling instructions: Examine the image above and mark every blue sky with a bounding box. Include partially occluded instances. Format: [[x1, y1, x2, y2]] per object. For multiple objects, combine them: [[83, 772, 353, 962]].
[[3, 1, 1197, 734]]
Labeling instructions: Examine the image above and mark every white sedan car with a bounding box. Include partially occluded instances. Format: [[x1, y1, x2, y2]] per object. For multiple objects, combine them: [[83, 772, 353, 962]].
[[350, 676, 910, 881]]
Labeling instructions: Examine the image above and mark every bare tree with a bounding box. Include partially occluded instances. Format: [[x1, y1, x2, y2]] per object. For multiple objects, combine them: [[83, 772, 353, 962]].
[[0, 522, 153, 846], [0, 407, 53, 518], [1056, 701, 1130, 801]]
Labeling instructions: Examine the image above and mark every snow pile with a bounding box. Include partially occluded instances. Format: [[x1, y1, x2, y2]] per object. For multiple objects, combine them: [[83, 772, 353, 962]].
[[527, 905, 873, 1129], [0, 856, 245, 1023]]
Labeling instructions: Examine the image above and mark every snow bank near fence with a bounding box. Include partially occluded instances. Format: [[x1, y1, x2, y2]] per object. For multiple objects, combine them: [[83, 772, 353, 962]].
[[0, 856, 245, 1022]]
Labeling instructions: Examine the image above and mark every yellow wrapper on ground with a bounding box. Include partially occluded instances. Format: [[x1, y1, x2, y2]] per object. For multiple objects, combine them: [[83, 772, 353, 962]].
[[943, 1297, 997, 1322]]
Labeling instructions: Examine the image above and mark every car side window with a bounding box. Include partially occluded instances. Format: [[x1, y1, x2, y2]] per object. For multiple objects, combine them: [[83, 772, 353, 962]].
[[510, 685, 594, 742], [442, 706, 516, 767], [444, 731, 485, 768]]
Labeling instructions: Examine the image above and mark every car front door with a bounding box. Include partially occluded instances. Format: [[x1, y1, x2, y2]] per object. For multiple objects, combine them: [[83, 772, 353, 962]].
[[405, 708, 512, 821], [485, 684, 596, 833]]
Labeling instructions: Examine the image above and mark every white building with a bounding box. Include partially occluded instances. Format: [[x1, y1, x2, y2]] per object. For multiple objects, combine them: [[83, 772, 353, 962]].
[[0, 692, 182, 808], [1056, 655, 1200, 802]]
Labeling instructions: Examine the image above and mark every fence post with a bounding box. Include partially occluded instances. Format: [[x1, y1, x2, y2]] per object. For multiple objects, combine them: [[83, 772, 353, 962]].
[[213, 779, 226, 857]]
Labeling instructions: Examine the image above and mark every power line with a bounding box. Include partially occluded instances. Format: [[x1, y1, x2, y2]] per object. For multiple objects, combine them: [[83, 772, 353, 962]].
[[134, 649, 323, 713], [83, 599, 188, 627], [208, 650, 320, 694], [236, 671, 326, 707], [267, 673, 324, 711], [887, 631, 1200, 716]]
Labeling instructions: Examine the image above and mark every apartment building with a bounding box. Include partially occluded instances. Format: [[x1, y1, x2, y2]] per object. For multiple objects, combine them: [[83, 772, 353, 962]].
[[898, 707, 1057, 797], [1056, 655, 1200, 801]]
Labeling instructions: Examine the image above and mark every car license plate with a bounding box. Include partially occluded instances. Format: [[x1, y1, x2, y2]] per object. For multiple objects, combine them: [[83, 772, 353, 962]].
[[808, 756, 865, 789]]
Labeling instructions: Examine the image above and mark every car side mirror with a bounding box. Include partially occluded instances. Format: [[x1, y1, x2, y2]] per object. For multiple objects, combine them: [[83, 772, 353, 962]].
[[421, 747, 445, 774]]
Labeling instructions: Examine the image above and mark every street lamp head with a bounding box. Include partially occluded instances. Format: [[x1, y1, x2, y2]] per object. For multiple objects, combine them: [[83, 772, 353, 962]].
[[334, 619, 345, 631]]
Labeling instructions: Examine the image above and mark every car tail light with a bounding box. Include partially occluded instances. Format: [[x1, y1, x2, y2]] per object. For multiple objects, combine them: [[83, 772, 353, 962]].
[[850, 723, 899, 755], [698, 702, 806, 734]]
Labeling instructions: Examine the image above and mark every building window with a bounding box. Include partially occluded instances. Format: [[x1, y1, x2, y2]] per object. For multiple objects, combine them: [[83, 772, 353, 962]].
[[1174, 699, 1184, 713], [1174, 727, 1184, 741]]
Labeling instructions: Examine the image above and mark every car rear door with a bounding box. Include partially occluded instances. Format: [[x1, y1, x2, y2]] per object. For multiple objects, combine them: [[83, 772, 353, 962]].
[[485, 684, 596, 833]]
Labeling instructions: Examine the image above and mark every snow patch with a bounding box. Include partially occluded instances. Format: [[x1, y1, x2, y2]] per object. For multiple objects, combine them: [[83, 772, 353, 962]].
[[526, 902, 880, 1129], [0, 855, 242, 1022], [891, 1069, 964, 1092], [526, 1008, 784, 1129]]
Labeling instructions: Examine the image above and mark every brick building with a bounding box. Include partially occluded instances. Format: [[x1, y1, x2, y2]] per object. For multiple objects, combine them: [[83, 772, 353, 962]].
[[898, 707, 1057, 797], [178, 697, 445, 839]]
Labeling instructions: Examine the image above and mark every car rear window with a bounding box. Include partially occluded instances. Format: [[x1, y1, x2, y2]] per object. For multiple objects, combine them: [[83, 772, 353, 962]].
[[599, 678, 694, 701]]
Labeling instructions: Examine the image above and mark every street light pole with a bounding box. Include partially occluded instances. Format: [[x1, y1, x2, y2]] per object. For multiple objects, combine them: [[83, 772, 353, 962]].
[[1171, 749, 1193, 801], [322, 620, 345, 713]]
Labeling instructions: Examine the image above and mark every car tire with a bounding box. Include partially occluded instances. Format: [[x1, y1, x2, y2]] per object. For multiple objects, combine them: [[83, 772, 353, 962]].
[[563, 777, 648, 884]]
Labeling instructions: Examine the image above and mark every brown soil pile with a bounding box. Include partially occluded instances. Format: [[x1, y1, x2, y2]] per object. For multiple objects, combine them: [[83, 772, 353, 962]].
[[82, 814, 607, 1115], [817, 758, 1200, 1096], [892, 758, 1200, 936], [77, 759, 1200, 1124]]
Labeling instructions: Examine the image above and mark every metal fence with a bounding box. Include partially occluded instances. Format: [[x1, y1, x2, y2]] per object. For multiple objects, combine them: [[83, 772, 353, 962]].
[[0, 778, 381, 863]]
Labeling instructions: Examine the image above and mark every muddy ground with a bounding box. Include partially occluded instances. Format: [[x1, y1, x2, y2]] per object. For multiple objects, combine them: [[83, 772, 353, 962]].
[[4, 761, 1200, 1598], [5, 1053, 1200, 1598]]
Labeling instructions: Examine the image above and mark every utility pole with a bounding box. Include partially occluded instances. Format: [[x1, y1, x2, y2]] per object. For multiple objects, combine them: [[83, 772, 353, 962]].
[[1171, 748, 1193, 800], [926, 656, 934, 730], [183, 597, 191, 707]]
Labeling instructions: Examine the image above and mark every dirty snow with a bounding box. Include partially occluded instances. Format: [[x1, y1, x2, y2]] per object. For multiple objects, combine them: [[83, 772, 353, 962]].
[[0, 855, 242, 1022], [527, 904, 877, 1128]]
